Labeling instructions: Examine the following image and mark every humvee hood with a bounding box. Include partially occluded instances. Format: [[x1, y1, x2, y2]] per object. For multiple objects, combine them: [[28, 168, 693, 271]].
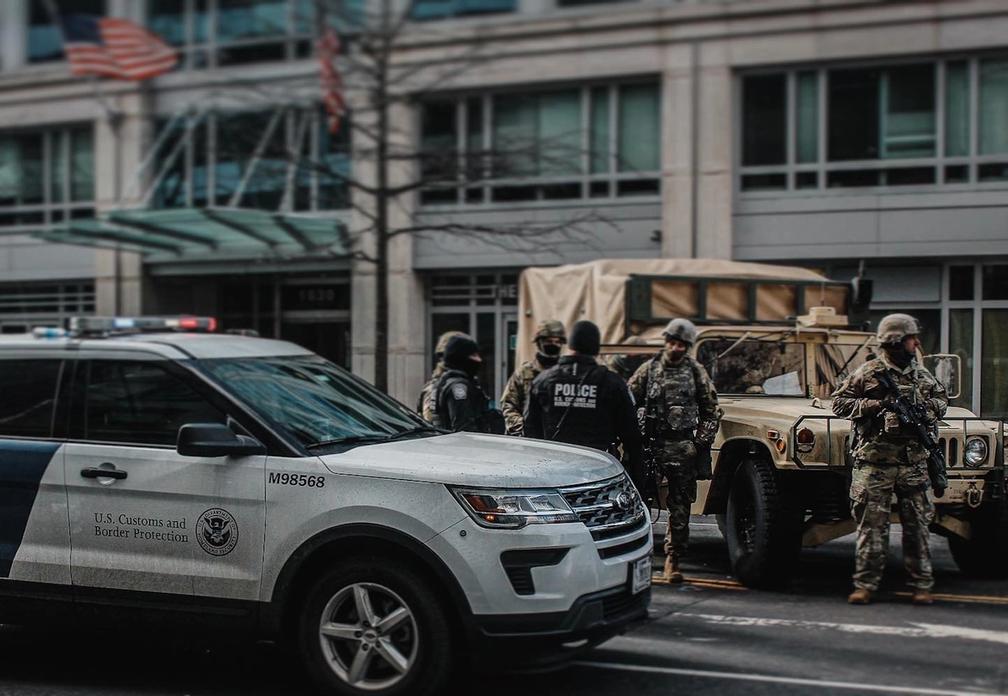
[[317, 432, 624, 487]]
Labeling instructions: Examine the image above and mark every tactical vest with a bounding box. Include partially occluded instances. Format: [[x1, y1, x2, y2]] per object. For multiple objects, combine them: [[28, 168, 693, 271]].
[[645, 357, 700, 436]]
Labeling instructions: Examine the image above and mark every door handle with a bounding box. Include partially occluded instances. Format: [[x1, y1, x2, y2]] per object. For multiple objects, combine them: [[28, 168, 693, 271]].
[[81, 467, 127, 480]]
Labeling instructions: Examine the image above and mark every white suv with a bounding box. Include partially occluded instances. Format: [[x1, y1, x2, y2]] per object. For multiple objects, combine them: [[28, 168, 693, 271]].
[[0, 321, 651, 696]]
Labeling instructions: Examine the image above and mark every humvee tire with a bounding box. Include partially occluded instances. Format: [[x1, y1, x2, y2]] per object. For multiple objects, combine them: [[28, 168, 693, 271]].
[[724, 458, 800, 588], [947, 499, 1008, 578]]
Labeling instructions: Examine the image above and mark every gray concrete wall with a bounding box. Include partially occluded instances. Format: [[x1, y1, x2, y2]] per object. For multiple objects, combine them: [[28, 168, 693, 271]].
[[734, 190, 1008, 262]]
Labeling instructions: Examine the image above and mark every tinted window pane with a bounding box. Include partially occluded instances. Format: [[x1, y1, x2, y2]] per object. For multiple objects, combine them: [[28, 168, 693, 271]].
[[29, 0, 105, 63], [950, 308, 974, 409], [828, 68, 879, 161], [618, 84, 659, 172], [795, 71, 819, 163], [85, 362, 224, 445], [949, 265, 974, 301], [982, 309, 1008, 418], [0, 360, 60, 438], [946, 61, 970, 157], [742, 74, 786, 166], [882, 64, 935, 159], [980, 58, 1008, 155], [420, 101, 457, 181], [982, 265, 1008, 300]]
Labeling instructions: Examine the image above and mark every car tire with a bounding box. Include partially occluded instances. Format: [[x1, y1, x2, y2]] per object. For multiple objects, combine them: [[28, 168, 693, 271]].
[[298, 557, 454, 696], [724, 458, 800, 588], [948, 500, 1008, 579]]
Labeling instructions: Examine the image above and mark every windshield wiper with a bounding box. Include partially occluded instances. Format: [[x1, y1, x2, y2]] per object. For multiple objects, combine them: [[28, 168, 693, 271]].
[[306, 426, 442, 451]]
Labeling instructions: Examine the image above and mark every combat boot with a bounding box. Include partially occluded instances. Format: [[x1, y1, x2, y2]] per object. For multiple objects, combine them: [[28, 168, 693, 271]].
[[847, 588, 872, 604], [911, 589, 934, 605], [663, 554, 683, 583]]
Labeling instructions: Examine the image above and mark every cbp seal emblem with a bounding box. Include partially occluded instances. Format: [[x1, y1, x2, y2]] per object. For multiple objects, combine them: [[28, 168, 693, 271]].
[[196, 508, 238, 556]]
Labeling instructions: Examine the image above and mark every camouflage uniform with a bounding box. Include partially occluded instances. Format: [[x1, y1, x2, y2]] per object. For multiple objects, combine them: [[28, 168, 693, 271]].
[[831, 353, 948, 592], [419, 363, 446, 423], [500, 359, 547, 436], [628, 353, 721, 558], [502, 319, 566, 436]]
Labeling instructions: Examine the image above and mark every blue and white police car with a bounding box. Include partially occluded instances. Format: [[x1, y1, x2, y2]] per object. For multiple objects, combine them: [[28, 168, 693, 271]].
[[0, 316, 651, 696]]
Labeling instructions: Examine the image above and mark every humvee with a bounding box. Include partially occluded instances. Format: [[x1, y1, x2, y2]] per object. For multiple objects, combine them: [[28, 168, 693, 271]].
[[518, 259, 1008, 587]]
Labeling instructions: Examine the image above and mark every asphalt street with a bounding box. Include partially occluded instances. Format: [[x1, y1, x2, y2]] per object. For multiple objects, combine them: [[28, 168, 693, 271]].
[[0, 519, 1005, 695]]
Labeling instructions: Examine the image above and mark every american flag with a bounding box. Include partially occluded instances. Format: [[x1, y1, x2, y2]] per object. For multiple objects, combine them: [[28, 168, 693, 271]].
[[61, 14, 177, 81], [318, 28, 346, 135]]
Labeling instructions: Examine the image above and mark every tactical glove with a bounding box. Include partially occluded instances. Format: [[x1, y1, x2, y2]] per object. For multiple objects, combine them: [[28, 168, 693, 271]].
[[932, 485, 946, 499], [695, 443, 713, 481]]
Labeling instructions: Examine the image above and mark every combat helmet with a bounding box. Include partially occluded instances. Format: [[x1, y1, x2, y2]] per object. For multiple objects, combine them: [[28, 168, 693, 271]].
[[533, 319, 566, 343], [435, 330, 469, 357], [662, 318, 698, 345], [875, 313, 921, 345]]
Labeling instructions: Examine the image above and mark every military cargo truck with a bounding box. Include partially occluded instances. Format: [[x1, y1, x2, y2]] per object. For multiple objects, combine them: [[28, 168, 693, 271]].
[[519, 259, 1008, 587]]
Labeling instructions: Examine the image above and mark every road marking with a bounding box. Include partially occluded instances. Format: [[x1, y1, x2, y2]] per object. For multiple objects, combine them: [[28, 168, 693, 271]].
[[574, 661, 1003, 696], [892, 591, 1008, 606], [677, 613, 1008, 646]]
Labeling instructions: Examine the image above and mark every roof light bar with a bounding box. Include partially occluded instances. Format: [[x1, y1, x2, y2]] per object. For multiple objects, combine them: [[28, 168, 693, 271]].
[[68, 316, 218, 336]]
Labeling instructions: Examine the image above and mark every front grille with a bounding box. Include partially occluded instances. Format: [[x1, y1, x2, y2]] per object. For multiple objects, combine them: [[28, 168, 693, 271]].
[[561, 474, 646, 541], [598, 531, 652, 560]]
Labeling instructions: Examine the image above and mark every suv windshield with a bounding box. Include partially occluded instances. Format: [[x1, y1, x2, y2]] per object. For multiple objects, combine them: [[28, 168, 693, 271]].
[[696, 338, 807, 396], [197, 355, 434, 449]]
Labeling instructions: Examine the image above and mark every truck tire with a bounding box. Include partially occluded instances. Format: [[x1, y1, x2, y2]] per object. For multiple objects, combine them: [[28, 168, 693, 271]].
[[298, 557, 454, 696], [948, 499, 1008, 578], [724, 458, 800, 588]]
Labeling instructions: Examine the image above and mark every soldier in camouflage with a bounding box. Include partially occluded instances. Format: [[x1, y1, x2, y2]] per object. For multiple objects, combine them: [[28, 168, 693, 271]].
[[500, 320, 566, 436], [418, 330, 469, 423], [832, 313, 947, 606], [628, 318, 722, 583]]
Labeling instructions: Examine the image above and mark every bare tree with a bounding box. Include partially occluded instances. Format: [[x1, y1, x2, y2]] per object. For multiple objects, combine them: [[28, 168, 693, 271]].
[[210, 0, 612, 392]]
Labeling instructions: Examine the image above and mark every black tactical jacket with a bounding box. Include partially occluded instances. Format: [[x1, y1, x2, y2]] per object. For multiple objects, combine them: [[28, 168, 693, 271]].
[[433, 369, 499, 433], [524, 355, 644, 487]]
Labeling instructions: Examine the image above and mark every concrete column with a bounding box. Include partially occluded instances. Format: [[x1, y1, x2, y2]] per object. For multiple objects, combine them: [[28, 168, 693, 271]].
[[694, 43, 733, 260], [1, 1, 27, 72], [660, 44, 695, 259], [94, 90, 147, 316]]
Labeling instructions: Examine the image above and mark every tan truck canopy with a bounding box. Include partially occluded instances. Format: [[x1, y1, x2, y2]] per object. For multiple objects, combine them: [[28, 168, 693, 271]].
[[517, 258, 856, 365]]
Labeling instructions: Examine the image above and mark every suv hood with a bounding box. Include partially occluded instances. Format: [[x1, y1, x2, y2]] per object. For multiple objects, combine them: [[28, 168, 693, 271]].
[[317, 432, 623, 488]]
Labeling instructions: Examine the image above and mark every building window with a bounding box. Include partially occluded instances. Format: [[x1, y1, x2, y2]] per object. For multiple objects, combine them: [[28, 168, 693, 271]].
[[739, 55, 1008, 192], [146, 0, 335, 69], [0, 126, 95, 229], [410, 0, 515, 21], [0, 281, 96, 333], [28, 0, 105, 63], [152, 107, 350, 211], [419, 81, 661, 206]]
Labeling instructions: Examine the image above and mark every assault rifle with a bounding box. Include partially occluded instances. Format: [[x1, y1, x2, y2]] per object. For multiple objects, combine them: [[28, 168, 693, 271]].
[[875, 370, 948, 496], [638, 408, 662, 508]]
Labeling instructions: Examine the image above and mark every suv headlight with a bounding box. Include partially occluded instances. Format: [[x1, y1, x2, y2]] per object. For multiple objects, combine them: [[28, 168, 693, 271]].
[[448, 486, 579, 529], [964, 436, 989, 467]]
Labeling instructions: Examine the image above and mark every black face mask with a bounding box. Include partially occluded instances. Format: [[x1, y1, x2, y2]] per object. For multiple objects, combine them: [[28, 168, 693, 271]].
[[461, 359, 481, 378], [884, 344, 914, 369], [536, 351, 559, 368], [540, 342, 562, 357]]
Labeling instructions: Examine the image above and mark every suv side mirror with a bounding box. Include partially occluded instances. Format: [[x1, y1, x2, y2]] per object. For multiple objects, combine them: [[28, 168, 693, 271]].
[[923, 354, 962, 401], [177, 423, 266, 458]]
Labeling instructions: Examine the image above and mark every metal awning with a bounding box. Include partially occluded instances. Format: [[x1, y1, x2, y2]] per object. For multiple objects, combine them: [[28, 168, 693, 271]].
[[35, 207, 350, 265]]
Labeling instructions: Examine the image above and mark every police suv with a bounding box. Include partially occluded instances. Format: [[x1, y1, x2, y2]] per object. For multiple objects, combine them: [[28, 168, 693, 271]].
[[0, 317, 651, 696]]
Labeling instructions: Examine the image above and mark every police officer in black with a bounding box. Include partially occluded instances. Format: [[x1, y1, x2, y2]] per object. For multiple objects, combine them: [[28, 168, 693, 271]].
[[433, 335, 504, 434], [524, 320, 644, 490]]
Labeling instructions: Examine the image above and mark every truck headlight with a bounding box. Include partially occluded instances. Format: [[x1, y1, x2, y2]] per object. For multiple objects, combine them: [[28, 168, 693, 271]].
[[964, 437, 989, 467], [448, 486, 579, 529]]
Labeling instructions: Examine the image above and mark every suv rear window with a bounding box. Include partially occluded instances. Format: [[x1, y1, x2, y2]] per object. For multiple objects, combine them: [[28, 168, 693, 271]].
[[0, 360, 61, 438]]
